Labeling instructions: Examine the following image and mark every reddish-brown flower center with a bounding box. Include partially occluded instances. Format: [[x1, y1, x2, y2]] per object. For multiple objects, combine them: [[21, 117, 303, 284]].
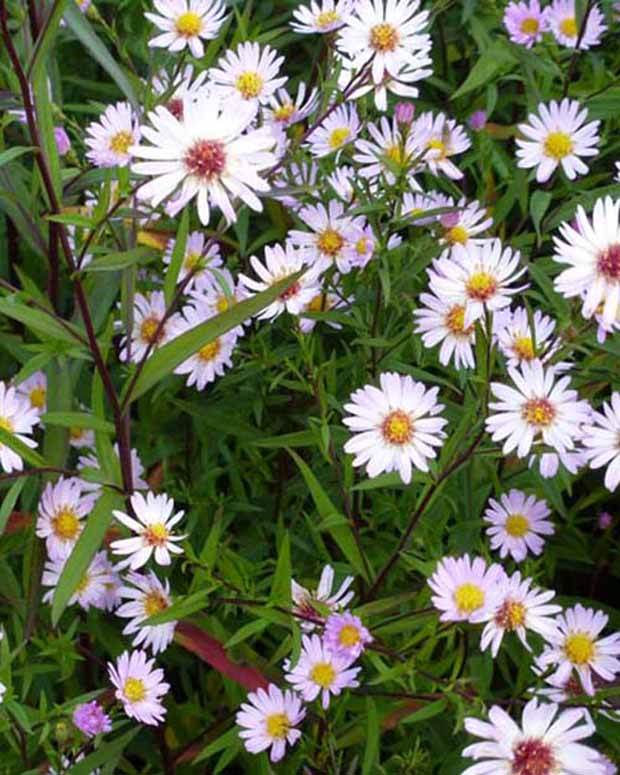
[[522, 398, 556, 427], [512, 738, 555, 775], [184, 139, 226, 180], [279, 281, 301, 301], [494, 599, 526, 631], [167, 98, 184, 120], [597, 244, 620, 281]]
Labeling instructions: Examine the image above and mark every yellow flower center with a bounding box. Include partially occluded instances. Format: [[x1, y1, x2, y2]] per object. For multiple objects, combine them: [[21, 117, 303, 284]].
[[123, 677, 147, 703], [445, 225, 469, 245], [273, 103, 296, 123], [495, 599, 527, 631], [513, 336, 535, 361], [236, 71, 264, 100], [544, 131, 574, 161], [29, 386, 46, 410], [466, 271, 497, 302], [317, 228, 344, 256], [76, 572, 91, 593], [316, 10, 340, 27], [216, 295, 231, 313], [144, 522, 169, 547], [427, 138, 448, 159], [445, 304, 472, 336], [143, 590, 168, 617], [356, 237, 370, 255], [175, 10, 202, 37], [370, 22, 399, 52], [52, 507, 81, 541], [70, 426, 87, 441], [338, 624, 361, 647], [109, 130, 133, 156], [0, 416, 14, 433], [308, 294, 326, 313], [522, 398, 556, 428], [386, 144, 406, 167], [381, 409, 413, 446], [559, 16, 577, 38], [198, 339, 221, 362], [266, 712, 290, 739], [565, 632, 596, 665], [328, 127, 351, 149], [183, 252, 203, 272], [310, 661, 336, 688], [453, 583, 485, 614], [505, 513, 530, 538], [520, 17, 540, 35], [140, 316, 163, 344]]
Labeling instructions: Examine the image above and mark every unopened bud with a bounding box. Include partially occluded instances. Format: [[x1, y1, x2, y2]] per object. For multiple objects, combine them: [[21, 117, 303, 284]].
[[394, 102, 415, 126]]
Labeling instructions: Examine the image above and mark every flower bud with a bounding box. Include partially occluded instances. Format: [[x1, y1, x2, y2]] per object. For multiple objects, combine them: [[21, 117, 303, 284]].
[[469, 110, 487, 131], [394, 102, 415, 126]]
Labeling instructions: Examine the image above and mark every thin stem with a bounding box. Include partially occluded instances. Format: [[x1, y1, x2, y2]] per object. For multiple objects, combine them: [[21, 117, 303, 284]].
[[0, 467, 78, 483]]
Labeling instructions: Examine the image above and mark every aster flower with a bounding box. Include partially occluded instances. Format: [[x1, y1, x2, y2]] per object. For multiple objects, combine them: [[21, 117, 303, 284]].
[[119, 291, 179, 363], [486, 360, 591, 459], [545, 0, 606, 49], [116, 571, 176, 654], [537, 604, 620, 696], [582, 393, 620, 491], [162, 231, 222, 289], [413, 293, 476, 370], [552, 197, 620, 331], [238, 242, 318, 321], [327, 165, 357, 202], [15, 371, 47, 414], [111, 491, 186, 569], [285, 634, 361, 708], [298, 284, 350, 334], [343, 371, 448, 484], [495, 307, 560, 368], [427, 239, 528, 327], [529, 447, 588, 480], [437, 198, 493, 248], [410, 111, 471, 180], [291, 564, 355, 631], [336, 0, 431, 87], [323, 611, 372, 661], [401, 189, 452, 225], [209, 42, 287, 107], [146, 0, 227, 58], [504, 0, 547, 47], [72, 701, 112, 738], [0, 381, 40, 474], [306, 103, 360, 158], [291, 0, 352, 34], [353, 116, 421, 185], [36, 477, 96, 561], [273, 160, 319, 211], [480, 571, 561, 657], [236, 684, 305, 763], [68, 423, 95, 450], [263, 83, 319, 128], [108, 650, 169, 726], [84, 102, 139, 168], [463, 699, 605, 775], [340, 223, 376, 271], [42, 551, 115, 611], [131, 93, 277, 226], [516, 99, 600, 183], [483, 489, 554, 562], [77, 444, 148, 494], [428, 554, 505, 623], [192, 266, 248, 327], [97, 554, 123, 612], [152, 65, 211, 120]]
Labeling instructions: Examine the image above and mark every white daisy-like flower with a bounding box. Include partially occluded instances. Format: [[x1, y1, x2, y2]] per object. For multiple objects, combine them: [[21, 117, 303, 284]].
[[298, 284, 350, 334], [84, 102, 139, 169], [98, 554, 123, 612], [285, 634, 361, 709], [340, 222, 376, 271], [516, 99, 600, 183], [582, 393, 620, 491], [336, 0, 431, 87], [170, 302, 237, 390], [463, 698, 606, 775], [327, 165, 357, 202], [437, 197, 493, 248], [353, 116, 421, 185], [0, 381, 40, 474], [68, 424, 95, 450], [480, 571, 561, 657], [428, 554, 505, 623], [236, 684, 305, 763], [192, 266, 248, 328], [413, 293, 476, 370], [291, 0, 352, 34], [238, 242, 317, 321], [272, 160, 319, 211], [131, 93, 277, 226], [146, 0, 227, 58], [108, 650, 169, 726], [494, 306, 560, 368], [486, 360, 591, 460], [111, 491, 186, 570], [529, 447, 588, 480], [537, 604, 620, 696], [119, 291, 179, 363], [263, 83, 319, 128], [152, 65, 211, 120], [483, 489, 554, 562], [15, 371, 47, 414], [323, 611, 372, 661], [209, 42, 287, 107], [503, 0, 548, 48], [77, 444, 148, 495], [342, 371, 448, 484], [162, 231, 222, 289], [42, 551, 114, 611], [410, 111, 471, 180], [400, 189, 452, 225], [291, 564, 355, 631], [35, 477, 96, 561], [116, 571, 176, 655], [552, 197, 620, 331], [545, 0, 606, 49], [306, 103, 360, 158], [427, 239, 528, 327]]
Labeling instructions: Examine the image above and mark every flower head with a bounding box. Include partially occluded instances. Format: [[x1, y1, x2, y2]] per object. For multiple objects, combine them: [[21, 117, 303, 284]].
[[209, 42, 287, 107], [119, 291, 179, 363], [582, 393, 620, 491], [410, 111, 471, 180], [413, 292, 476, 369], [236, 683, 305, 762], [108, 650, 169, 726], [72, 701, 112, 738], [495, 307, 560, 368], [146, 0, 227, 58], [0, 381, 40, 473], [545, 0, 606, 49], [483, 489, 554, 562], [306, 103, 360, 158], [163, 231, 222, 290], [504, 0, 547, 47], [15, 371, 47, 414], [42, 551, 115, 611], [117, 571, 176, 654], [291, 564, 355, 630], [291, 0, 352, 34], [36, 477, 96, 561], [323, 611, 372, 661], [428, 554, 505, 623], [85, 102, 139, 168]]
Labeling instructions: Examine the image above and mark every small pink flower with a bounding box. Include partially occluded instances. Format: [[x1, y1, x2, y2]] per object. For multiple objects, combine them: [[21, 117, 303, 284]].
[[323, 612, 372, 662], [72, 701, 112, 738]]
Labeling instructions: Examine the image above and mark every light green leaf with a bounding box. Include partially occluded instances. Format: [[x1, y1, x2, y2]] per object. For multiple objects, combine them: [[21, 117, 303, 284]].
[[164, 208, 189, 305], [452, 42, 516, 99], [362, 698, 379, 775], [82, 247, 156, 273], [41, 412, 115, 434], [144, 586, 217, 626], [0, 297, 85, 346], [0, 478, 27, 536], [530, 190, 552, 238], [66, 726, 140, 775], [253, 430, 317, 448], [0, 147, 36, 169], [28, 0, 69, 80]]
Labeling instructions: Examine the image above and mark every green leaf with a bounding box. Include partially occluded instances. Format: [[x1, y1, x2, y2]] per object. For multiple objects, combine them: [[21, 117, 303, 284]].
[[452, 42, 516, 99], [33, 68, 61, 201], [401, 699, 447, 724], [41, 412, 115, 434], [0, 427, 46, 469], [51, 490, 123, 626], [28, 0, 69, 80], [253, 430, 317, 448], [362, 698, 379, 775], [530, 190, 552, 238], [82, 247, 157, 273], [0, 147, 36, 169], [46, 213, 95, 228], [164, 208, 189, 305], [66, 726, 140, 775], [224, 619, 269, 648], [0, 478, 27, 537], [0, 297, 85, 346], [144, 586, 217, 626], [270, 532, 291, 605], [195, 727, 239, 764], [123, 271, 303, 404]]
